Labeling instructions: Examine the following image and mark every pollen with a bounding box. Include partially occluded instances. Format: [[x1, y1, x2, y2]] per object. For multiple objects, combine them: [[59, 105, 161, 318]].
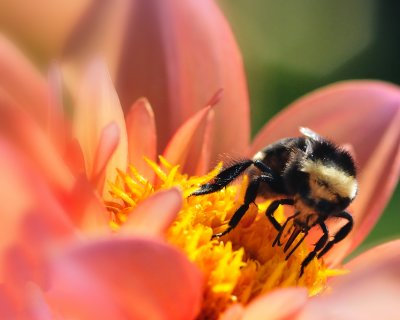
[[106, 157, 342, 319]]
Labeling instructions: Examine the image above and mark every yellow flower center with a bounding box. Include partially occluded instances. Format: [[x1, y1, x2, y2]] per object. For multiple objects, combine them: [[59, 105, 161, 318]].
[[105, 157, 345, 319]]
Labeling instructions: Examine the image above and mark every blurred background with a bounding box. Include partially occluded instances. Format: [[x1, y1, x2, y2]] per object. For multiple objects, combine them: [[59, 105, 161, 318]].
[[218, 0, 399, 256], [0, 0, 398, 256]]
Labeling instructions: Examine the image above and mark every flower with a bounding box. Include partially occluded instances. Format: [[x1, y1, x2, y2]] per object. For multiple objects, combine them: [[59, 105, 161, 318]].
[[1, 2, 400, 319]]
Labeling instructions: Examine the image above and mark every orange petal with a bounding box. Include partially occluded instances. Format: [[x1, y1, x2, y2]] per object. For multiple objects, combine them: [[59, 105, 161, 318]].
[[62, 0, 250, 160], [296, 242, 400, 320], [250, 80, 400, 264], [242, 288, 308, 320], [163, 106, 214, 174], [119, 188, 182, 237], [73, 60, 128, 193], [48, 237, 203, 319], [126, 98, 157, 182]]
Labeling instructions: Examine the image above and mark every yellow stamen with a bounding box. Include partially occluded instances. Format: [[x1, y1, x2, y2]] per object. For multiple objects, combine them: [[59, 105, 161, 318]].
[[106, 157, 344, 319]]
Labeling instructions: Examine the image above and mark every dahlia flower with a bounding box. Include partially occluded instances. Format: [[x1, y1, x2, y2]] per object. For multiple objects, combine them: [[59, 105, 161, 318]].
[[0, 1, 399, 319]]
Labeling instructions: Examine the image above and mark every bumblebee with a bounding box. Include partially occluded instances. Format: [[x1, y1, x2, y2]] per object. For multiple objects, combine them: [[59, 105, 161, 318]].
[[191, 127, 357, 276]]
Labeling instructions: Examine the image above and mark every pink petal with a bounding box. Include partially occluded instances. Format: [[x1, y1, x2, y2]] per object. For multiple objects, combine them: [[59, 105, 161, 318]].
[[91, 122, 120, 187], [0, 137, 76, 285], [45, 63, 67, 149], [126, 97, 157, 182], [62, 0, 250, 160], [0, 92, 74, 192], [219, 304, 244, 320], [296, 242, 400, 320], [61, 175, 109, 234], [344, 239, 400, 271], [0, 91, 108, 233], [73, 60, 128, 193], [48, 237, 203, 320], [119, 188, 182, 237], [0, 35, 50, 127], [163, 106, 214, 174], [23, 283, 53, 320], [250, 81, 400, 264], [243, 288, 308, 320]]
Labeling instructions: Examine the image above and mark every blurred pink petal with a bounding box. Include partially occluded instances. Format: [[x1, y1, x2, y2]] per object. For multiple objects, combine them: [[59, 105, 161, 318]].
[[163, 106, 214, 174], [126, 98, 157, 181], [0, 35, 50, 127], [24, 283, 53, 320], [0, 1, 91, 60], [0, 93, 74, 192], [73, 60, 128, 193], [344, 239, 400, 271], [219, 304, 244, 320], [250, 81, 400, 265], [0, 94, 107, 234], [120, 188, 182, 237], [62, 0, 250, 159], [0, 138, 76, 289], [61, 176, 109, 234], [242, 288, 308, 320], [49, 237, 203, 320], [296, 243, 400, 320]]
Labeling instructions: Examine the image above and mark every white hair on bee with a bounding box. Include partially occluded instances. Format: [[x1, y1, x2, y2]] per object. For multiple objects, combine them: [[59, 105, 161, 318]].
[[301, 159, 358, 200]]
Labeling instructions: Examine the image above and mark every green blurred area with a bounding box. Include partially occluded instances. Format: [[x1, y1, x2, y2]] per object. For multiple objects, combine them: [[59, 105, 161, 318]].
[[218, 0, 399, 252]]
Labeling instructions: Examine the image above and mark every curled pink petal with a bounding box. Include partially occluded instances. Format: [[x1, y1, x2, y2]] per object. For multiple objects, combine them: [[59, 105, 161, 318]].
[[296, 243, 400, 320], [49, 237, 203, 320], [243, 288, 308, 320], [91, 122, 120, 187], [250, 81, 400, 264], [73, 60, 128, 193], [120, 188, 182, 237], [195, 109, 215, 175], [63, 0, 250, 160], [163, 106, 214, 174], [126, 97, 157, 182]]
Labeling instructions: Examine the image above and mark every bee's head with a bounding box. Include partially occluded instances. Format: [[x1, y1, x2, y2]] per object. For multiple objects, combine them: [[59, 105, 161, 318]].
[[297, 139, 358, 215]]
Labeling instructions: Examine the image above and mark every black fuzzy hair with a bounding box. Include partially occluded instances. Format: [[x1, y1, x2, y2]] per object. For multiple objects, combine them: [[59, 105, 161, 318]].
[[307, 139, 357, 177]]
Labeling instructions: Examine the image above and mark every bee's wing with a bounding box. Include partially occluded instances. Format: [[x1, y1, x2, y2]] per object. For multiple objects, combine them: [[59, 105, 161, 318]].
[[299, 127, 322, 141]]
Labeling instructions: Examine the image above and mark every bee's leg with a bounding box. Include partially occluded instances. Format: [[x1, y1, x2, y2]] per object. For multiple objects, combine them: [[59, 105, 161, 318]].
[[285, 229, 308, 260], [190, 160, 255, 196], [266, 198, 295, 231], [317, 211, 353, 259], [272, 215, 293, 247], [212, 174, 274, 238], [300, 222, 329, 277]]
